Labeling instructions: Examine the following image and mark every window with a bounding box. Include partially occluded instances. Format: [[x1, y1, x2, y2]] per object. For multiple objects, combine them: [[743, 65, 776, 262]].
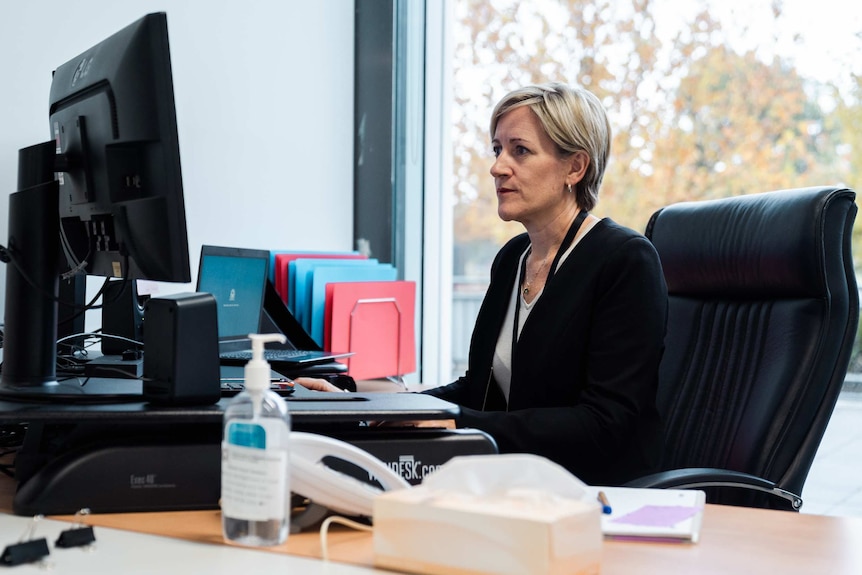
[[447, 0, 862, 380]]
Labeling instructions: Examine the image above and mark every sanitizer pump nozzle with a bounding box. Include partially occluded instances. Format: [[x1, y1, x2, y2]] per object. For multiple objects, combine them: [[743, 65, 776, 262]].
[[244, 333, 286, 416]]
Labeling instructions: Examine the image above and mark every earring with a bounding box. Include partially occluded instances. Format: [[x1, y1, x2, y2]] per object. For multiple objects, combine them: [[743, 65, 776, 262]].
[[567, 184, 573, 194]]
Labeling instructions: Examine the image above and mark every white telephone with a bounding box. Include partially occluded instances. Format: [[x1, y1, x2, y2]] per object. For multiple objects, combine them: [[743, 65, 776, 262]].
[[290, 431, 410, 519]]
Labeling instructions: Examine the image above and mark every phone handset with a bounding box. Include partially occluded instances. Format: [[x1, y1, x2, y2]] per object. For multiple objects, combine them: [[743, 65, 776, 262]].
[[290, 431, 410, 518]]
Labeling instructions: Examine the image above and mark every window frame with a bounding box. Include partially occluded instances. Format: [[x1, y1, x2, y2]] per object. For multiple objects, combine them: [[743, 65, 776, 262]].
[[353, 0, 452, 385]]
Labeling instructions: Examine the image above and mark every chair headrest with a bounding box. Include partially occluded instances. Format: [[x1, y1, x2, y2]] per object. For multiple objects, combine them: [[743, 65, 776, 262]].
[[645, 186, 855, 298]]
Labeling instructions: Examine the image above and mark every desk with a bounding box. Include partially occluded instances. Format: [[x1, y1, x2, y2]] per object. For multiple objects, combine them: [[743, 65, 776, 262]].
[[2, 470, 861, 574], [1, 383, 861, 573]]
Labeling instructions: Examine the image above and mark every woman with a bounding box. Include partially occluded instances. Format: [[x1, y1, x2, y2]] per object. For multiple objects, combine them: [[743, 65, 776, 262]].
[[301, 83, 668, 486]]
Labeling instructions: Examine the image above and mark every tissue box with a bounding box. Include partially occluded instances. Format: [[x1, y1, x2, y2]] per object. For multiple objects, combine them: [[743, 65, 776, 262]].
[[373, 455, 602, 575]]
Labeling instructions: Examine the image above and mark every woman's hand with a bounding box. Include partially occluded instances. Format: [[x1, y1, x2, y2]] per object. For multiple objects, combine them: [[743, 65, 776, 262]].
[[370, 419, 456, 429], [293, 376, 344, 393]]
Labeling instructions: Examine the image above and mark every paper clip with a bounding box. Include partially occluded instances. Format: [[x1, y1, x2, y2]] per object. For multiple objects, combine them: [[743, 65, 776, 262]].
[[0, 515, 50, 566], [56, 508, 96, 549]]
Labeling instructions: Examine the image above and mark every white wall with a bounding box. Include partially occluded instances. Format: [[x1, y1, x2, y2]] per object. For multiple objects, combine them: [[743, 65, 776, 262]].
[[0, 1, 355, 325]]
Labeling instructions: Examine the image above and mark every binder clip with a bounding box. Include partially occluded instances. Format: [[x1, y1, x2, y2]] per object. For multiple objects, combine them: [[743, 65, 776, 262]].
[[1, 515, 50, 566], [55, 508, 96, 549]]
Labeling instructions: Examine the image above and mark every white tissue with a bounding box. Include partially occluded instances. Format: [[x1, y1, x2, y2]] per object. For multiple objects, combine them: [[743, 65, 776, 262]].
[[373, 454, 602, 575]]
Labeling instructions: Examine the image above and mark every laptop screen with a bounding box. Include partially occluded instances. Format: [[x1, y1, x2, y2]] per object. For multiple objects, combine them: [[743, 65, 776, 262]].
[[197, 247, 269, 340]]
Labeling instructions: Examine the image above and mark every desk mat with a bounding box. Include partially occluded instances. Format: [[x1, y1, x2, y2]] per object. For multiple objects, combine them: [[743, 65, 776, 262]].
[[0, 382, 458, 425]]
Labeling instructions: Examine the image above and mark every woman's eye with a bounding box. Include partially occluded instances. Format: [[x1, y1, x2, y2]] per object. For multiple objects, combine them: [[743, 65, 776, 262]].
[[492, 146, 501, 157], [515, 145, 529, 155]]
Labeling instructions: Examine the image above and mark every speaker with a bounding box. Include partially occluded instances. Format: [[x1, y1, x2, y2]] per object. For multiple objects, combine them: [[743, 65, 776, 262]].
[[143, 292, 220, 405], [101, 280, 146, 355]]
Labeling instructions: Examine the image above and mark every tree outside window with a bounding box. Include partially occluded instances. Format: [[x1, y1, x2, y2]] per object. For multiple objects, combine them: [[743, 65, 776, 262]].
[[450, 0, 862, 378]]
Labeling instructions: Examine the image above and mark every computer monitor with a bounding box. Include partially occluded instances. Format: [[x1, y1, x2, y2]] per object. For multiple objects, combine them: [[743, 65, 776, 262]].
[[0, 12, 190, 400], [51, 13, 189, 282]]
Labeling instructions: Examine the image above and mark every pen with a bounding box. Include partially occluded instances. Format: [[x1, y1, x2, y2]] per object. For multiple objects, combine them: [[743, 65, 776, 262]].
[[597, 490, 612, 514]]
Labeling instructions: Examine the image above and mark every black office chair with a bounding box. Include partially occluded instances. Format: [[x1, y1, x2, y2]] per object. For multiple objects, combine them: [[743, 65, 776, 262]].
[[626, 186, 859, 511]]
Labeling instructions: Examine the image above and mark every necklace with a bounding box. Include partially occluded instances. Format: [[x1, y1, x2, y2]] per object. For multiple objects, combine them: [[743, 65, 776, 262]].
[[522, 251, 549, 296], [518, 210, 590, 299]]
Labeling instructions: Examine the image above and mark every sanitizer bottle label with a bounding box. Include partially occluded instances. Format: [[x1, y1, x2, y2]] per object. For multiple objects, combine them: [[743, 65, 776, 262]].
[[221, 420, 288, 521]]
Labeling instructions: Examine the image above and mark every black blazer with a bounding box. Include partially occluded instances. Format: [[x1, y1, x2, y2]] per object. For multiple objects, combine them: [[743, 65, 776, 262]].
[[426, 218, 668, 485]]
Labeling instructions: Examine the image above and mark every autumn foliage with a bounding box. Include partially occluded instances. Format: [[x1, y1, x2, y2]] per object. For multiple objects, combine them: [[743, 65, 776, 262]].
[[452, 0, 862, 271]]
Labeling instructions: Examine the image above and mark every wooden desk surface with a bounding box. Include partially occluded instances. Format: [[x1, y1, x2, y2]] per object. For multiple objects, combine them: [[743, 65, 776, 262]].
[[3, 470, 861, 574], [2, 385, 861, 574]]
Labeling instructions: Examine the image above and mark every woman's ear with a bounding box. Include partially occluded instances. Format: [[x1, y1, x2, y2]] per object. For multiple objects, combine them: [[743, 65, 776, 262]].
[[567, 150, 590, 186]]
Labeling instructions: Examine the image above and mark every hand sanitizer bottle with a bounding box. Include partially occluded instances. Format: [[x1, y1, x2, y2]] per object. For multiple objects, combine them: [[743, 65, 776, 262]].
[[221, 333, 291, 546]]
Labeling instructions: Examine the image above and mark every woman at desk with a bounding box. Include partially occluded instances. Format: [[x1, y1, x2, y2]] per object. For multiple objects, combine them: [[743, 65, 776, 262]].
[[298, 82, 668, 486]]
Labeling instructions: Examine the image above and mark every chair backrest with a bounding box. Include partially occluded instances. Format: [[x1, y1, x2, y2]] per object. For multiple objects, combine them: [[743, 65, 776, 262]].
[[645, 186, 858, 507]]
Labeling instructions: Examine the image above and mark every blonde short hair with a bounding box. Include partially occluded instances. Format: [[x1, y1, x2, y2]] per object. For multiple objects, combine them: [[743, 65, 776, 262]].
[[490, 83, 611, 211]]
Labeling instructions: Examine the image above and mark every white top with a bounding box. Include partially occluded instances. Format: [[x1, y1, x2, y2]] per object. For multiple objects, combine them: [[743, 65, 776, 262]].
[[492, 218, 599, 401]]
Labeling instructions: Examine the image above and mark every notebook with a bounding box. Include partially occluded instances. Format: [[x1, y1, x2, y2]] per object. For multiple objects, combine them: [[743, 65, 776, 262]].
[[196, 245, 352, 366], [590, 486, 706, 543]]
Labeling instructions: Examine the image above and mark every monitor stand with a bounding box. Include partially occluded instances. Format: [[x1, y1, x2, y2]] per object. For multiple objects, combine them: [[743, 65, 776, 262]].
[[0, 142, 146, 402]]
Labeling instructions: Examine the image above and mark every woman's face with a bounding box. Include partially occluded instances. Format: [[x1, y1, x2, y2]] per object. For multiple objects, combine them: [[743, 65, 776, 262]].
[[491, 106, 576, 227]]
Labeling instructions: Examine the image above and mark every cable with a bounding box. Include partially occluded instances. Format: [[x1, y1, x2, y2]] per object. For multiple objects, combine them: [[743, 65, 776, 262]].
[[60, 274, 124, 318], [56, 338, 98, 362], [0, 217, 133, 317], [57, 332, 143, 349], [318, 516, 373, 562], [54, 332, 143, 377], [56, 331, 104, 358], [0, 242, 113, 312], [0, 244, 59, 304], [58, 213, 92, 276]]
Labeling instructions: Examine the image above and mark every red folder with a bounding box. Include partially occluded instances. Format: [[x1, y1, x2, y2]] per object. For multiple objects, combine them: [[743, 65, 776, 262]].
[[274, 252, 366, 306], [325, 281, 416, 380]]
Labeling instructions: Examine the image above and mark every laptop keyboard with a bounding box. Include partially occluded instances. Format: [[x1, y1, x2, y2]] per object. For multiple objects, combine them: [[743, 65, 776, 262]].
[[220, 349, 310, 362], [220, 378, 296, 397]]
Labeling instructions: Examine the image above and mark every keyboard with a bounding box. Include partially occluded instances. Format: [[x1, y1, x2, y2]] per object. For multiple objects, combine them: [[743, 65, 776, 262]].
[[220, 378, 296, 397], [220, 349, 309, 362]]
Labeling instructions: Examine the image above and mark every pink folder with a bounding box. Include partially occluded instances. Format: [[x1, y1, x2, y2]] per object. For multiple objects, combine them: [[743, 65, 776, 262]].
[[325, 281, 416, 380]]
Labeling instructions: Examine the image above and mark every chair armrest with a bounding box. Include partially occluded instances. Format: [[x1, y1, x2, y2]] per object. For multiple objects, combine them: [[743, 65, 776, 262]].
[[623, 467, 803, 510]]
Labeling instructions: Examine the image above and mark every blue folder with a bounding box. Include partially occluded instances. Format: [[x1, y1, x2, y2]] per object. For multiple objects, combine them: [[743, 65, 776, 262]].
[[309, 263, 397, 346], [286, 253, 364, 314], [292, 258, 381, 329], [268, 250, 359, 289]]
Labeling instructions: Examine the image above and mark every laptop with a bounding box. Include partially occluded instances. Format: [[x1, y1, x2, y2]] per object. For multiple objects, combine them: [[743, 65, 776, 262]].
[[196, 245, 353, 366]]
